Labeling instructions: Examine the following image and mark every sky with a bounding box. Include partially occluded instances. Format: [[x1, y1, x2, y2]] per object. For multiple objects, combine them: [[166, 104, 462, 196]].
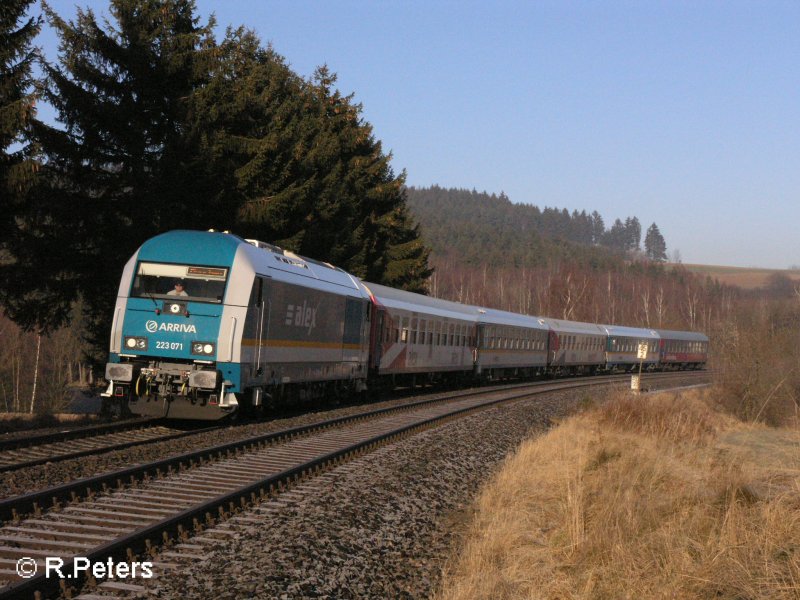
[[35, 1, 800, 269]]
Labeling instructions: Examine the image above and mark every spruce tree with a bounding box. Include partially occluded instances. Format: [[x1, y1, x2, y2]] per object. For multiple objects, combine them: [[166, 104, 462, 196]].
[[0, 0, 40, 242], [644, 223, 667, 261]]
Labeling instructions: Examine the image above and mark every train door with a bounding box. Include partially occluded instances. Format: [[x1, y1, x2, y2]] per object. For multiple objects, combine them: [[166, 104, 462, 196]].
[[343, 297, 366, 363], [548, 330, 560, 365], [474, 323, 485, 373], [370, 307, 386, 372], [244, 275, 270, 384]]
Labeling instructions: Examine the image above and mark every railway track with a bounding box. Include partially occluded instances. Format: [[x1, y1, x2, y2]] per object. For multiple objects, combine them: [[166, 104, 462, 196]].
[[0, 422, 223, 475], [0, 371, 708, 599]]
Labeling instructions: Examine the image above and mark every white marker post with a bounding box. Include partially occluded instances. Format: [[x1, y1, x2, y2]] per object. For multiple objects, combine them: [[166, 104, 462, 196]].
[[632, 341, 648, 392]]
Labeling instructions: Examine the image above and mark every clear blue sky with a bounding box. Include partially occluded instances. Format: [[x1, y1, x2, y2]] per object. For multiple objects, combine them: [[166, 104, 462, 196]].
[[37, 1, 800, 269]]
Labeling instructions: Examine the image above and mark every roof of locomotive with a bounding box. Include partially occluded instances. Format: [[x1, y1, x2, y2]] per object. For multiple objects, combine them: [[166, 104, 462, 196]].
[[134, 231, 369, 306], [600, 324, 660, 339], [363, 282, 481, 322]]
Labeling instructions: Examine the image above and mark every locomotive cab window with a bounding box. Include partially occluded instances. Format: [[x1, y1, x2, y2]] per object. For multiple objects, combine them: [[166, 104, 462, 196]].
[[131, 262, 228, 303]]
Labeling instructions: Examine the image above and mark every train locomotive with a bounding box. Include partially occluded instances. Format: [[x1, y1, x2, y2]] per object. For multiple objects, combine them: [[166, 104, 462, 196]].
[[103, 230, 709, 420]]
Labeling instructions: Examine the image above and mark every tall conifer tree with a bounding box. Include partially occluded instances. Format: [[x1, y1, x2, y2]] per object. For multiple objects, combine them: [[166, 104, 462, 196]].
[[644, 223, 667, 262], [0, 0, 40, 242]]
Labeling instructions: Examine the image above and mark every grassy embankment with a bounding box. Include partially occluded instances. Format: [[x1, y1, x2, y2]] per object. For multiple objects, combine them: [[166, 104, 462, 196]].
[[438, 389, 800, 599]]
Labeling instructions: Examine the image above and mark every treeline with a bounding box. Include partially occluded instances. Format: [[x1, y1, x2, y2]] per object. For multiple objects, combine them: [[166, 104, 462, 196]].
[[1, 0, 431, 366], [406, 186, 668, 263]]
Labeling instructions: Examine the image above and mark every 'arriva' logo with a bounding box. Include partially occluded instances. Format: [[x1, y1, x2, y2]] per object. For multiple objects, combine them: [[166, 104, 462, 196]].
[[145, 320, 197, 334]]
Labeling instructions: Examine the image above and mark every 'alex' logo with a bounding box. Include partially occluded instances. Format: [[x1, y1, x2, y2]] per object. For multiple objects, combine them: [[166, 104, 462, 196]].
[[285, 300, 317, 335]]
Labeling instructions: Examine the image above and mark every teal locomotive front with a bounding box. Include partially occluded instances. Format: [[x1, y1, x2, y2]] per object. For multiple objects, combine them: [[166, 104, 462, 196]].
[[104, 231, 243, 419]]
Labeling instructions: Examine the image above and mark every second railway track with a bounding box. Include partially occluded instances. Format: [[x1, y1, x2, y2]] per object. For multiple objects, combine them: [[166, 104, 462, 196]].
[[0, 371, 708, 600], [0, 422, 223, 474]]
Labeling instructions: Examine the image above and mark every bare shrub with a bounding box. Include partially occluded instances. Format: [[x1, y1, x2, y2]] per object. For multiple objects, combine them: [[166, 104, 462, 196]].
[[711, 300, 800, 426]]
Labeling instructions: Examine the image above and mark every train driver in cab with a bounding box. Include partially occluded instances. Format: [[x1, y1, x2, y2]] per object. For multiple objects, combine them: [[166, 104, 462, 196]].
[[167, 279, 188, 297]]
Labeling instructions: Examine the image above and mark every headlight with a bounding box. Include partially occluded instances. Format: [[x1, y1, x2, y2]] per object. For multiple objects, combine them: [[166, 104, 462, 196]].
[[191, 341, 216, 356], [124, 336, 148, 351]]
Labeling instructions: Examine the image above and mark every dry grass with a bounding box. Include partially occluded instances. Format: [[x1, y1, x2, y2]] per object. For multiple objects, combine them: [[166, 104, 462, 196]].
[[437, 389, 800, 600], [0, 412, 103, 434]]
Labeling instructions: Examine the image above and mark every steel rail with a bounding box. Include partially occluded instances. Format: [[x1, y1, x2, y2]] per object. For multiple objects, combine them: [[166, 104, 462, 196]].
[[0, 425, 224, 475], [0, 419, 157, 454]]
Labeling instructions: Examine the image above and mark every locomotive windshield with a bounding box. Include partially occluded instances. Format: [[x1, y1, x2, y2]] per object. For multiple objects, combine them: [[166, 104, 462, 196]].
[[131, 262, 228, 303]]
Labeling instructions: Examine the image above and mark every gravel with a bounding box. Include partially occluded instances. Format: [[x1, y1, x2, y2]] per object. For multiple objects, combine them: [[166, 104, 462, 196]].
[[141, 390, 583, 600]]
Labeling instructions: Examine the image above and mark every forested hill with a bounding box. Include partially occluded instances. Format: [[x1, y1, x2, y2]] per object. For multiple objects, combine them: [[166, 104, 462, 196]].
[[405, 185, 666, 268]]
